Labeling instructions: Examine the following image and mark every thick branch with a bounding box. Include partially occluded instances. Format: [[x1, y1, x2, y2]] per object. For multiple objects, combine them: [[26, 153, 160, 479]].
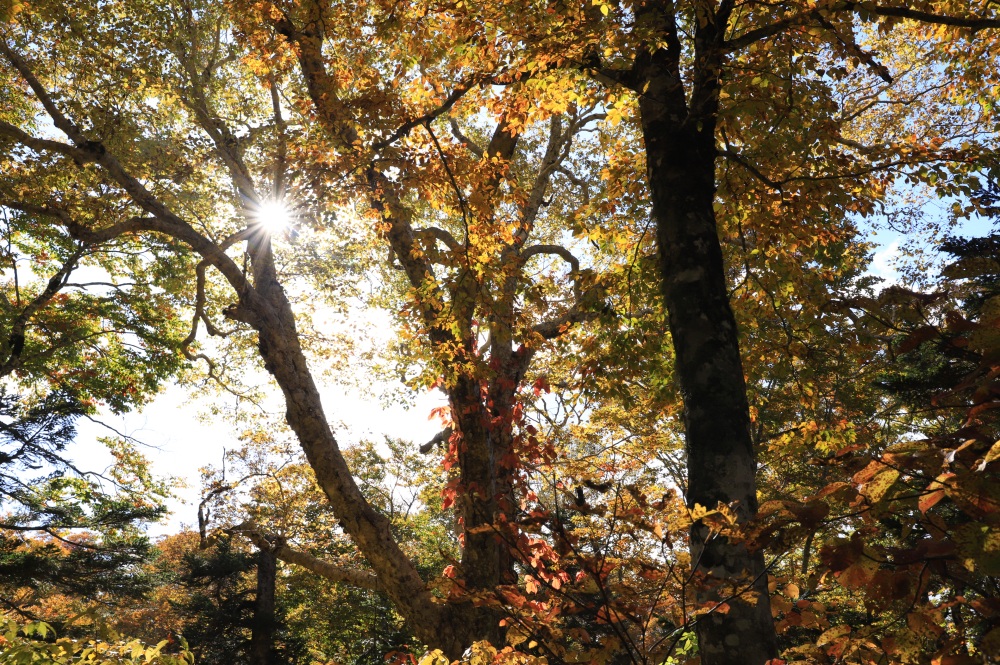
[[521, 244, 580, 274], [520, 115, 567, 230], [233, 524, 380, 590], [419, 427, 453, 454], [532, 301, 602, 340], [858, 3, 1000, 32], [415, 227, 461, 252], [727, 2, 1000, 51], [522, 244, 583, 300], [0, 121, 96, 164]]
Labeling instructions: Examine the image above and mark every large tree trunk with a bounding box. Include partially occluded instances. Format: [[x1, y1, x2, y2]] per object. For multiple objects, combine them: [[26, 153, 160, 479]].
[[633, 5, 779, 664], [250, 548, 277, 665], [449, 373, 513, 647]]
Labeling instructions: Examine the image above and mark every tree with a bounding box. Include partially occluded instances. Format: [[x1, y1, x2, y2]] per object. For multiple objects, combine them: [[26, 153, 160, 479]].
[[4, 0, 1000, 662], [495, 2, 1000, 661], [0, 0, 628, 653], [0, 389, 169, 623]]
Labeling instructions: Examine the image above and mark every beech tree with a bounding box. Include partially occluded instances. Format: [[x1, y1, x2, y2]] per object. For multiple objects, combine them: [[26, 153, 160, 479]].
[[480, 1, 1000, 662], [0, 0, 622, 655]]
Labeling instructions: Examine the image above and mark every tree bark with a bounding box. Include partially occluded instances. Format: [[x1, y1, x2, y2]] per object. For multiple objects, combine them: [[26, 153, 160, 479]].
[[230, 275, 476, 657], [633, 3, 778, 664], [250, 548, 277, 665]]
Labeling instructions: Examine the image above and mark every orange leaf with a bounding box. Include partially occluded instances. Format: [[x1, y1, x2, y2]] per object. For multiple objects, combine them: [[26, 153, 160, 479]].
[[919, 488, 946, 514]]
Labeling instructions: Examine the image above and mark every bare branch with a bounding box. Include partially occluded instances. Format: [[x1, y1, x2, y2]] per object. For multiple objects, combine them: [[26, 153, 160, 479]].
[[521, 115, 567, 229], [554, 166, 590, 205], [719, 149, 784, 192], [419, 427, 453, 454], [415, 227, 461, 252], [521, 244, 581, 274], [269, 75, 289, 199]]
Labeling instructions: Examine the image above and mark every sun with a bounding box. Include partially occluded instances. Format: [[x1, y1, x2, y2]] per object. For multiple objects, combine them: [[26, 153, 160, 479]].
[[256, 199, 291, 233]]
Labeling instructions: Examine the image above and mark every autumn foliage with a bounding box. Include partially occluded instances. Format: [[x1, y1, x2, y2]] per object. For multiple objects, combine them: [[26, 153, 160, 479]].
[[1, 0, 1000, 664]]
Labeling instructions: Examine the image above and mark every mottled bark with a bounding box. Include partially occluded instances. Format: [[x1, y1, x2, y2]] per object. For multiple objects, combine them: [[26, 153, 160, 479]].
[[229, 267, 474, 655], [632, 2, 778, 663]]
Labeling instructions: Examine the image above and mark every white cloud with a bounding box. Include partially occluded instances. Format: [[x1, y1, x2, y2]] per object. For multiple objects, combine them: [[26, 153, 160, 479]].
[[870, 237, 901, 285]]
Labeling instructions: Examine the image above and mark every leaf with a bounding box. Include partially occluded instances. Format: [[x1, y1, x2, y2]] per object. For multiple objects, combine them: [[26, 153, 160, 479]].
[[837, 555, 878, 590], [418, 650, 451, 665], [919, 488, 946, 514], [816, 624, 851, 646], [863, 468, 899, 503], [898, 325, 938, 353], [906, 612, 943, 639], [919, 472, 955, 515], [981, 439, 1000, 468]]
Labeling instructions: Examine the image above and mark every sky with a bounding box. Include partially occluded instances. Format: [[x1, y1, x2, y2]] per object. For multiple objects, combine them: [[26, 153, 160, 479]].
[[72, 356, 446, 536]]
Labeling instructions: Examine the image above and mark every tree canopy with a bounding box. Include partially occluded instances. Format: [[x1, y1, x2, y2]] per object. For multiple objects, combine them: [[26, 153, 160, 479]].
[[1, 0, 1000, 663]]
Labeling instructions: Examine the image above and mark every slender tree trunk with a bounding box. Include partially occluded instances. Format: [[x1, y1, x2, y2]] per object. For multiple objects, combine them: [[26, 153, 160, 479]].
[[250, 548, 277, 665], [233, 277, 473, 657], [633, 5, 779, 663]]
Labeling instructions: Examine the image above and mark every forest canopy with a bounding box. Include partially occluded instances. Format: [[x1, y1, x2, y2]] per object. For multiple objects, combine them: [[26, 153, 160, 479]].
[[0, 0, 999, 664]]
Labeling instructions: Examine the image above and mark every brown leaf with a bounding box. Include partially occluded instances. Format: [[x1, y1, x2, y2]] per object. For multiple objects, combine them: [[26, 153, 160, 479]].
[[898, 325, 938, 353]]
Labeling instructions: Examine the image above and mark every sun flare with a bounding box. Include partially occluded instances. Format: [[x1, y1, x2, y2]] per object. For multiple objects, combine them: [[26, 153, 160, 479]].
[[256, 200, 291, 233]]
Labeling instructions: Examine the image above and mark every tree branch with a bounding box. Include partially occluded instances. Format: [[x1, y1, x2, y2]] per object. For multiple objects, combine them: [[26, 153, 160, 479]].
[[234, 525, 381, 591], [448, 117, 485, 157], [415, 227, 461, 252], [0, 247, 85, 377], [521, 244, 581, 274], [719, 149, 784, 192], [372, 83, 478, 152], [0, 121, 96, 165], [727, 2, 1000, 51]]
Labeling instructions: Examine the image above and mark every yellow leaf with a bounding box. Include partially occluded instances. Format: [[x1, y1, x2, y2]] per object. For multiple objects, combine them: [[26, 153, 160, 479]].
[[816, 624, 851, 646], [863, 468, 899, 503], [982, 439, 1000, 468], [418, 650, 450, 665]]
